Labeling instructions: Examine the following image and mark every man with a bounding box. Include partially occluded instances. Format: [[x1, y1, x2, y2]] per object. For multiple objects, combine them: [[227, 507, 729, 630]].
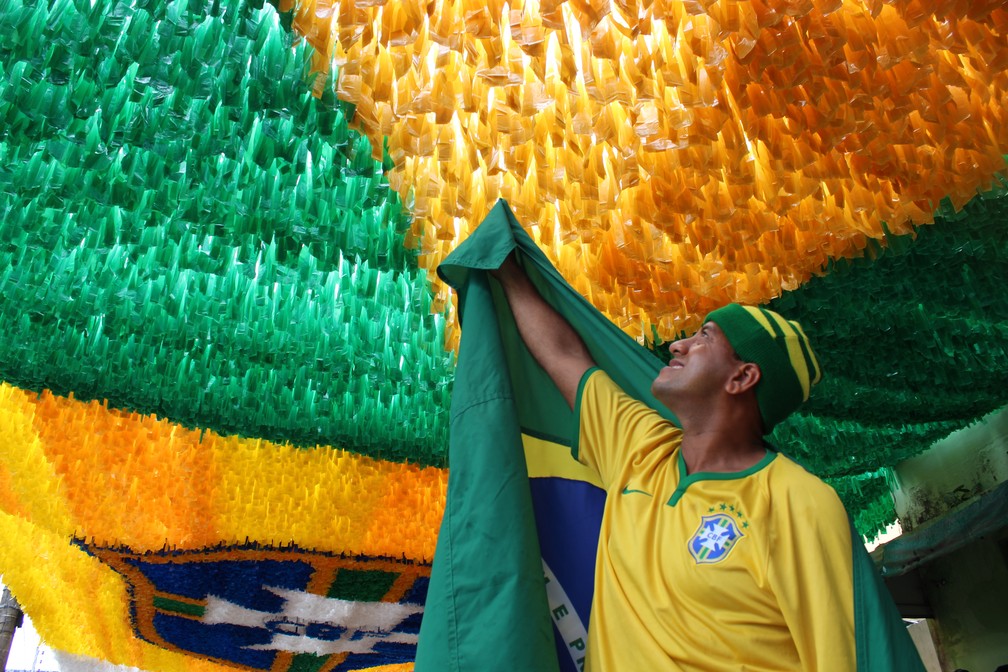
[[490, 251, 921, 671]]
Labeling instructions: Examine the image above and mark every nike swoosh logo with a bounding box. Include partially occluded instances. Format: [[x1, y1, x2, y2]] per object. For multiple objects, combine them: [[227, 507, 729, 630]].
[[621, 487, 652, 497]]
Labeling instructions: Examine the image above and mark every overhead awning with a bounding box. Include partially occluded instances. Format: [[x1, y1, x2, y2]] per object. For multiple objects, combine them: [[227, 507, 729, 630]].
[[873, 479, 1008, 578]]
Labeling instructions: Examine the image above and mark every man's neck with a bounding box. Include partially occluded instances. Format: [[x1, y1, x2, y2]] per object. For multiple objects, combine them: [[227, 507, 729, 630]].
[[678, 430, 767, 475]]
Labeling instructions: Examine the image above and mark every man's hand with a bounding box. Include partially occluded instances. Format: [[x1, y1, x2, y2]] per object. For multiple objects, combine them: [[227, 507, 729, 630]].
[[491, 253, 595, 408]]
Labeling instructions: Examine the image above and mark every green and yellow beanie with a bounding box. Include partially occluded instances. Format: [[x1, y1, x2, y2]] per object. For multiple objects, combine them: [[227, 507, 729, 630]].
[[704, 304, 822, 433]]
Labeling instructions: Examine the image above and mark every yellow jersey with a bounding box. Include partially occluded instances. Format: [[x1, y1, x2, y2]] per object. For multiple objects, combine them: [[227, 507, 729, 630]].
[[573, 368, 856, 671]]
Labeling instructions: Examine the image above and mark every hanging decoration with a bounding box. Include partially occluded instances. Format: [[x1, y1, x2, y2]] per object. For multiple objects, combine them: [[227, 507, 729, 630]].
[[0, 0, 454, 464], [0, 0, 1005, 668], [280, 0, 1008, 338], [0, 382, 445, 670]]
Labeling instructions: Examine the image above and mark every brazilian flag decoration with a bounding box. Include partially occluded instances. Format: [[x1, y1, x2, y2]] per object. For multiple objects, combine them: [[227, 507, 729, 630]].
[[0, 0, 1005, 669]]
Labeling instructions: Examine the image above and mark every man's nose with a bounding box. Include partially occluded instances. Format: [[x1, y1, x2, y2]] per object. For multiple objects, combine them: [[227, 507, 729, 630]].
[[669, 338, 689, 356]]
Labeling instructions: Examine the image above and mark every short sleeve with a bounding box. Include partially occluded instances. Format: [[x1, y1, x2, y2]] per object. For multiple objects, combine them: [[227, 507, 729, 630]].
[[767, 468, 857, 671], [572, 368, 680, 488]]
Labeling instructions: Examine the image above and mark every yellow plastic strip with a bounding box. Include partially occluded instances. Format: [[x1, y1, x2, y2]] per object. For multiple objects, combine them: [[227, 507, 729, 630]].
[[0, 511, 239, 672], [0, 381, 445, 669], [0, 382, 446, 558]]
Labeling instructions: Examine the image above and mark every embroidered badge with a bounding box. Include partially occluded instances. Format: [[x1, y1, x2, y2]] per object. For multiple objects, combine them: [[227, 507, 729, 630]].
[[688, 512, 745, 564]]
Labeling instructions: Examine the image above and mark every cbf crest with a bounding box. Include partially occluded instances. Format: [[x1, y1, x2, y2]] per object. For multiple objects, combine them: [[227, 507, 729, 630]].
[[77, 541, 430, 671], [688, 511, 745, 564]]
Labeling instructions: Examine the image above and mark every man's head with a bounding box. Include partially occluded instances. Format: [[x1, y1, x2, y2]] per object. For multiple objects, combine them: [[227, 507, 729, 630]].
[[703, 304, 821, 433]]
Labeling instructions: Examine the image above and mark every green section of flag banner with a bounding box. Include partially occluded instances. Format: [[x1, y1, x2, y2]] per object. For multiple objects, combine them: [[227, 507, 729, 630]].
[[0, 0, 453, 464]]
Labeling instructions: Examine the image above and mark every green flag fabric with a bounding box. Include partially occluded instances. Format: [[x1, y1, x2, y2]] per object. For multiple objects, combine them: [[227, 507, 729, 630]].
[[850, 518, 928, 671], [414, 266, 559, 672], [418, 198, 669, 672]]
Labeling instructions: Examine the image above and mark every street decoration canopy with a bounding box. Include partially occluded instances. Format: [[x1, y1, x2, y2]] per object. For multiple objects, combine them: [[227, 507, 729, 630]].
[[0, 0, 1005, 670]]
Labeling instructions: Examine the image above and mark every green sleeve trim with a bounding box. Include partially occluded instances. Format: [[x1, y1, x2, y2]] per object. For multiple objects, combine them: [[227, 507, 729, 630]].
[[570, 366, 601, 460]]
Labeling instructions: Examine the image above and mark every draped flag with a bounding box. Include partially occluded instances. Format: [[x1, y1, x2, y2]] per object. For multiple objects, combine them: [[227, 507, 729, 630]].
[[419, 199, 675, 671], [420, 199, 923, 670]]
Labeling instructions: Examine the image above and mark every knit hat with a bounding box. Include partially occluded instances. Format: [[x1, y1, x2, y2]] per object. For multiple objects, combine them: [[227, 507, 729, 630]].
[[704, 304, 822, 433]]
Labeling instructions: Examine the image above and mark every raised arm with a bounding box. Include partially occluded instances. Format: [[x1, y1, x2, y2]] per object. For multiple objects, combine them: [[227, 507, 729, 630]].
[[491, 253, 595, 408]]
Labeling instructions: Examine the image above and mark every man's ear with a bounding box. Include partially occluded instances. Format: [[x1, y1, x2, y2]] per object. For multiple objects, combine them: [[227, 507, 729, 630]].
[[725, 362, 761, 395]]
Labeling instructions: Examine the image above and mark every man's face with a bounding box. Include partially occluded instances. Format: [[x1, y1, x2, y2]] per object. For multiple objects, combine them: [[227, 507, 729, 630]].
[[651, 321, 746, 409]]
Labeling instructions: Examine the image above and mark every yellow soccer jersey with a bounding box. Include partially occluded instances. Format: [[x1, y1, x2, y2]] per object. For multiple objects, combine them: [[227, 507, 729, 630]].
[[572, 368, 856, 671]]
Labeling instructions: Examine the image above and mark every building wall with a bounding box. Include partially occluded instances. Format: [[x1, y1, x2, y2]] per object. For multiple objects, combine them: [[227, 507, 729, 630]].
[[892, 406, 1008, 671], [892, 407, 1008, 530], [917, 535, 1008, 671]]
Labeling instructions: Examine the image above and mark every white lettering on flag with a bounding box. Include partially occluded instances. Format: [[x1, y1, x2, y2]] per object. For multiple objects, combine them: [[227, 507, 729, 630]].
[[542, 559, 589, 670]]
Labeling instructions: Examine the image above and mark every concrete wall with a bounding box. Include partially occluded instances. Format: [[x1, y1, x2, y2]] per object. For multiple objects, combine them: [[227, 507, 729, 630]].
[[891, 406, 1008, 671], [916, 535, 1008, 671], [892, 407, 1008, 531]]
